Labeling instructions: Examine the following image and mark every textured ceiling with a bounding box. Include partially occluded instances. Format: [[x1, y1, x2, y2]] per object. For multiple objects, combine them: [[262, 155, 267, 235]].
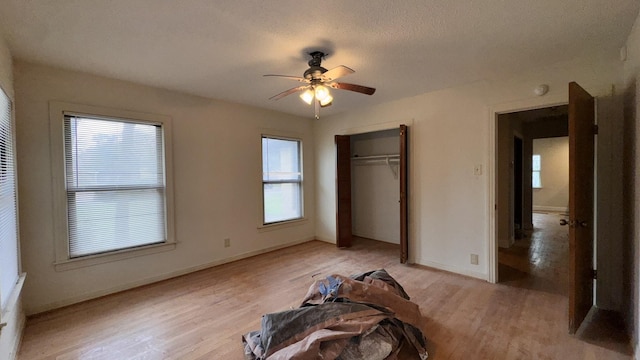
[[0, 0, 638, 119]]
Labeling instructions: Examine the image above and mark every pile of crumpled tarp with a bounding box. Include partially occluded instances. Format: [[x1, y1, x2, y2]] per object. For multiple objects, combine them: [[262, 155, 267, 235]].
[[242, 269, 428, 360]]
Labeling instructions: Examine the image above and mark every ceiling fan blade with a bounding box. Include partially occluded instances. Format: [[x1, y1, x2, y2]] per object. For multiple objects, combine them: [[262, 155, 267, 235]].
[[320, 65, 355, 82], [269, 86, 308, 100], [263, 74, 309, 83], [329, 82, 376, 95]]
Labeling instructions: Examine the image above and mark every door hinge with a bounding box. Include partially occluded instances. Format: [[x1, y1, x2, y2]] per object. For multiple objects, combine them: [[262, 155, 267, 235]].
[[592, 269, 597, 279], [593, 124, 599, 135]]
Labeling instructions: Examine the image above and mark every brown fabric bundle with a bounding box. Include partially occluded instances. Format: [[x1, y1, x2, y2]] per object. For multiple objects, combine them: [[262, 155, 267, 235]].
[[242, 269, 428, 360]]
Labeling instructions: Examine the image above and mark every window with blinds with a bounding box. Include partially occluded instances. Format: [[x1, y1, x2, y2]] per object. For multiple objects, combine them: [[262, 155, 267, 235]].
[[261, 136, 303, 225], [532, 154, 542, 189], [0, 86, 19, 311], [64, 115, 167, 258]]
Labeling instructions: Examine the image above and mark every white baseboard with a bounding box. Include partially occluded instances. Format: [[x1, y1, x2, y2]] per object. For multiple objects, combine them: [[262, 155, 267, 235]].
[[533, 205, 569, 212], [28, 237, 315, 315], [314, 236, 336, 244], [415, 258, 488, 281]]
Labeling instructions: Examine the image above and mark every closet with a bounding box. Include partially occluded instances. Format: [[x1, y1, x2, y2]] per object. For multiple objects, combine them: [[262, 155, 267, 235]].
[[350, 129, 400, 244], [335, 124, 408, 263]]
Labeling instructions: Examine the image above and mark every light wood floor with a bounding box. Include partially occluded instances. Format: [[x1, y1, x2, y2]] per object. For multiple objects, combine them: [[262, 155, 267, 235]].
[[19, 233, 631, 359]]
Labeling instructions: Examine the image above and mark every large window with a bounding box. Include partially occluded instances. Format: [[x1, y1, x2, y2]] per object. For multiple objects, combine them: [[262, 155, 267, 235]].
[[532, 154, 542, 188], [50, 102, 175, 269], [0, 86, 19, 312], [262, 136, 303, 224]]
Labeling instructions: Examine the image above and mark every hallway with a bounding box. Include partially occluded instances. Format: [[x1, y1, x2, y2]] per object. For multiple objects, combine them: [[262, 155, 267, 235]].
[[498, 211, 569, 295]]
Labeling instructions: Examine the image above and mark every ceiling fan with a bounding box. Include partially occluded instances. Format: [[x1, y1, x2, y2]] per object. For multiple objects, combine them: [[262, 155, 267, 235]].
[[264, 51, 376, 119]]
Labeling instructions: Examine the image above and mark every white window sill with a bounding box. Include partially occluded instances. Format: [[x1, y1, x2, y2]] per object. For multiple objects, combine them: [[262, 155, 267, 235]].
[[258, 217, 308, 232], [54, 242, 177, 272], [533, 187, 543, 190]]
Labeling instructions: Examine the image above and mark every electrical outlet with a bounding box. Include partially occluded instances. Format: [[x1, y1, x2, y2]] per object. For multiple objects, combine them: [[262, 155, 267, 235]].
[[470, 254, 479, 265], [224, 238, 230, 248]]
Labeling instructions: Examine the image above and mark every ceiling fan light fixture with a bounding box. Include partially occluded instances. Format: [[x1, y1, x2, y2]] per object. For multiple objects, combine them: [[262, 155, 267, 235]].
[[299, 89, 314, 104], [314, 85, 330, 102], [264, 51, 376, 118], [319, 94, 333, 107]]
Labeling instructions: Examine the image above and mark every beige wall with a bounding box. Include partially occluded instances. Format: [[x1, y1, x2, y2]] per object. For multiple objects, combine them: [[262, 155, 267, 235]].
[[621, 9, 640, 358], [14, 61, 315, 314], [315, 55, 623, 281], [0, 36, 24, 360], [532, 137, 569, 211]]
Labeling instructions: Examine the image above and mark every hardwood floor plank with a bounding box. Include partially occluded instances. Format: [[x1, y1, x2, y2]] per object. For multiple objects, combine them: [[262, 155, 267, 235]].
[[18, 236, 630, 359]]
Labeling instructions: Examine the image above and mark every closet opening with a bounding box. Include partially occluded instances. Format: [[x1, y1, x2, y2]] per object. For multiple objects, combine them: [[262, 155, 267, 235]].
[[335, 125, 408, 263]]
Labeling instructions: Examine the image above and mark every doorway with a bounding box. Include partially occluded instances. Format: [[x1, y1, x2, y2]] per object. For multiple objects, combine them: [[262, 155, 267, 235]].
[[496, 106, 569, 295]]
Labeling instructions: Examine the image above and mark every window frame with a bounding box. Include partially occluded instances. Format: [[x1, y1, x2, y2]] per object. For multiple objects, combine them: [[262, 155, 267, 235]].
[[260, 134, 304, 227], [532, 154, 542, 189], [49, 102, 176, 271], [0, 83, 23, 323]]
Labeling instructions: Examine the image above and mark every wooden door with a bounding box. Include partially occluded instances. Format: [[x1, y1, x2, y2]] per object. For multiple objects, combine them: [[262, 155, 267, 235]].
[[335, 135, 352, 248], [567, 81, 595, 334], [400, 125, 408, 263]]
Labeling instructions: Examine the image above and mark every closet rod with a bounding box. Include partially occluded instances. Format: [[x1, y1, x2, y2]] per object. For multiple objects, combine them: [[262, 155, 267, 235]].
[[350, 154, 400, 160]]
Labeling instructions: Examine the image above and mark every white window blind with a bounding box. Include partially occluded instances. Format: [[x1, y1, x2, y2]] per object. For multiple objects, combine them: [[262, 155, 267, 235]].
[[0, 87, 19, 310], [262, 136, 302, 224], [64, 115, 167, 258]]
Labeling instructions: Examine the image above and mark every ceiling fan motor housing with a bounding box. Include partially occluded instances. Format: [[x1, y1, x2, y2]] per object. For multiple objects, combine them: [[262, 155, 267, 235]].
[[304, 51, 328, 80]]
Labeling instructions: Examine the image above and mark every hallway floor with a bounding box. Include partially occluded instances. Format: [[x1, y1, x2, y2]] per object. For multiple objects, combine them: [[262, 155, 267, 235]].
[[498, 211, 632, 356]]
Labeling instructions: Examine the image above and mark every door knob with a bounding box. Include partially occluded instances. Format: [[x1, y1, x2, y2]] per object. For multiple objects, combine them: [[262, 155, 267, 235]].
[[560, 219, 569, 226]]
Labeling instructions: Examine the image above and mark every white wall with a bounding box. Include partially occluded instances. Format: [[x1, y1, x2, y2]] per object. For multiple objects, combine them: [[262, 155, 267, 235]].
[[621, 9, 640, 359], [351, 129, 400, 244], [14, 61, 315, 315], [0, 36, 25, 360], [315, 55, 623, 280], [532, 137, 569, 211]]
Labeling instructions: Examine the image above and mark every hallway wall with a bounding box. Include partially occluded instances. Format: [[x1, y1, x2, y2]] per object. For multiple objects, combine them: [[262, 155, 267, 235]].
[[621, 8, 640, 357], [532, 137, 569, 211]]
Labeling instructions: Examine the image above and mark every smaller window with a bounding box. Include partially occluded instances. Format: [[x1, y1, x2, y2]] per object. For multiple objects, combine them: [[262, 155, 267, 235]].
[[262, 136, 303, 225], [532, 154, 542, 188]]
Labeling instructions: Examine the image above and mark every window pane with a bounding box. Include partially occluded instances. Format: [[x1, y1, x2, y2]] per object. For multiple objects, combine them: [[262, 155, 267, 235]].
[[68, 189, 166, 257], [262, 137, 301, 181], [64, 115, 167, 258], [263, 183, 302, 223], [532, 154, 541, 171], [65, 117, 163, 188], [532, 171, 541, 188]]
